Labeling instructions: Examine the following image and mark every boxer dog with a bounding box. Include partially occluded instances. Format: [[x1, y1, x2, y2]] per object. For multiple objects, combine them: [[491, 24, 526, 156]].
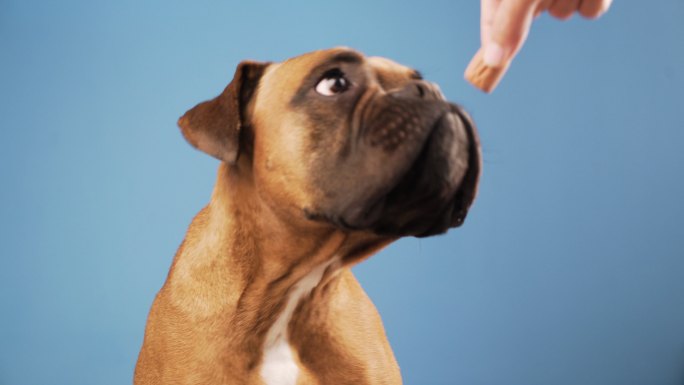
[[135, 47, 481, 385]]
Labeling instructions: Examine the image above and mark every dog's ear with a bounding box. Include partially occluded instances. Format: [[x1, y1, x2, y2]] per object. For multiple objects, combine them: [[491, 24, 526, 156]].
[[178, 61, 269, 163]]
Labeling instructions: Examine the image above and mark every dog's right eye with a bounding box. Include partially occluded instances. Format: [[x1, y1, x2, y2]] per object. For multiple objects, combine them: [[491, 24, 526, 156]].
[[315, 69, 351, 96]]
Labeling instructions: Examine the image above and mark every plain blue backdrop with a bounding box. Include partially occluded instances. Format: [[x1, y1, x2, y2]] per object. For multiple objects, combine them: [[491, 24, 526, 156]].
[[2, 1, 684, 384]]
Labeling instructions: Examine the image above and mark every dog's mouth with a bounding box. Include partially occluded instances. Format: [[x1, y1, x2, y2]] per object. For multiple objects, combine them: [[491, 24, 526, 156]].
[[305, 104, 481, 238], [360, 105, 481, 237]]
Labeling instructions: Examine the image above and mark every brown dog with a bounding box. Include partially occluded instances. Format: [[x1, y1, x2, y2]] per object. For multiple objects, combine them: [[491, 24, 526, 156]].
[[134, 47, 481, 385]]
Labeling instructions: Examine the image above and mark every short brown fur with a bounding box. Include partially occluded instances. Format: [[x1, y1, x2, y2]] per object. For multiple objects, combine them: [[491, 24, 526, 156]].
[[135, 48, 409, 384]]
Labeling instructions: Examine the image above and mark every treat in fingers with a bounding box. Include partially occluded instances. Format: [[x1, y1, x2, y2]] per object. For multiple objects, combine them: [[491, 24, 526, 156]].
[[464, 47, 510, 93]]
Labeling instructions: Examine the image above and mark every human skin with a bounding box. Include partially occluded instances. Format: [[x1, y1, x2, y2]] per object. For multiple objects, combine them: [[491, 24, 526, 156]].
[[472, 0, 612, 74]]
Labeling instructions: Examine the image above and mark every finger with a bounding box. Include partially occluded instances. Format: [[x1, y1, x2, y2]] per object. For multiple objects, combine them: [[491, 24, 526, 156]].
[[481, 0, 502, 46], [578, 0, 612, 19], [534, 0, 553, 18], [489, 0, 539, 65], [548, 0, 581, 20]]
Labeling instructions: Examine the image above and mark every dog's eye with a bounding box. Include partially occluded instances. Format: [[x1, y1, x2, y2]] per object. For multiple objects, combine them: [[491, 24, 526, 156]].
[[315, 69, 350, 96]]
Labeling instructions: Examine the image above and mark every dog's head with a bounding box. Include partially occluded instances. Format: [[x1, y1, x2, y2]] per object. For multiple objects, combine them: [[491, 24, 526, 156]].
[[179, 47, 481, 238]]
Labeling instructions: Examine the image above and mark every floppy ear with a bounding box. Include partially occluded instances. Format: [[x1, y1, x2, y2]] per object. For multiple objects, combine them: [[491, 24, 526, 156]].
[[178, 61, 269, 163]]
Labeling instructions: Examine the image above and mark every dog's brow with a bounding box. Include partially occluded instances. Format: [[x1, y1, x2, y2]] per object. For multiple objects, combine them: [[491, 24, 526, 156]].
[[327, 51, 364, 65], [309, 52, 364, 76], [411, 70, 423, 80], [302, 51, 363, 84]]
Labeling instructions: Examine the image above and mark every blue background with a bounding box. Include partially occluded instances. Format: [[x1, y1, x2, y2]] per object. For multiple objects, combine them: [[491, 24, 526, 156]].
[[2, 1, 683, 384]]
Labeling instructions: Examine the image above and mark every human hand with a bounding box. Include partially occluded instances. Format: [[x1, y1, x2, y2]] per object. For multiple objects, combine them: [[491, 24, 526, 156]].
[[465, 0, 613, 93]]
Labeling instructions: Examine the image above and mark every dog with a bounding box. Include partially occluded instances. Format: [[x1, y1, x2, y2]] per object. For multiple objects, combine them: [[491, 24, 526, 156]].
[[135, 47, 481, 385]]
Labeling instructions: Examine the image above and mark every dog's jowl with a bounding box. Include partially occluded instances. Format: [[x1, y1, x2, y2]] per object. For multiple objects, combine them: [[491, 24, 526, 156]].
[[135, 47, 481, 385]]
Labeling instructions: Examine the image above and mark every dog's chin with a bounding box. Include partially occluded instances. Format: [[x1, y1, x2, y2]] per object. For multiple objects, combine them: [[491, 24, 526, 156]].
[[329, 169, 475, 238], [368, 184, 472, 238]]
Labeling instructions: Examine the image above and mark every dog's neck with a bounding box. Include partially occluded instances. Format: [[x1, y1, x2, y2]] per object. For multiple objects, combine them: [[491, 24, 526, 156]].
[[167, 161, 389, 376], [216, 161, 345, 271]]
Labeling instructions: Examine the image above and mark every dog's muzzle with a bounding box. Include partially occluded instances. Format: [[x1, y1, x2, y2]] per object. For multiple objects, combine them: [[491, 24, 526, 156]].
[[305, 80, 481, 238], [360, 82, 481, 237]]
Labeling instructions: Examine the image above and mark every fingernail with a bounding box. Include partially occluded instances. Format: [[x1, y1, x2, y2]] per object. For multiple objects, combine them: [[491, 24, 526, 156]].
[[483, 42, 504, 67]]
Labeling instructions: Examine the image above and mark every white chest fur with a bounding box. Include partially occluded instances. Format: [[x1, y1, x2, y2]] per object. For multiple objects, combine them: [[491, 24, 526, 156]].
[[259, 258, 340, 385]]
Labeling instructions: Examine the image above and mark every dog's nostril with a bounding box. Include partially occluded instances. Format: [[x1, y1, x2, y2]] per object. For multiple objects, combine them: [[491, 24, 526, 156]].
[[416, 84, 425, 98]]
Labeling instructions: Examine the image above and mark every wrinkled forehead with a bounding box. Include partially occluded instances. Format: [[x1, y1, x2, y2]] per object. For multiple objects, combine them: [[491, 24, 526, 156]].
[[366, 56, 422, 88], [257, 48, 421, 102]]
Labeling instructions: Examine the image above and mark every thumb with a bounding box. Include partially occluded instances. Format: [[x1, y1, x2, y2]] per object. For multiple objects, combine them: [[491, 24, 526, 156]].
[[484, 0, 538, 67]]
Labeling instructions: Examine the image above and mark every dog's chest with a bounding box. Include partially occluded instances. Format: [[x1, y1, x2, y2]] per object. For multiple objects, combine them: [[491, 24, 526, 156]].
[[259, 340, 299, 385], [259, 258, 339, 385]]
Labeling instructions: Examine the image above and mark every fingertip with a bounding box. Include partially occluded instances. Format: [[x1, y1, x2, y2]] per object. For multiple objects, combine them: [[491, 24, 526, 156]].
[[578, 9, 600, 19], [578, 0, 612, 19], [602, 0, 614, 14], [548, 8, 575, 20]]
